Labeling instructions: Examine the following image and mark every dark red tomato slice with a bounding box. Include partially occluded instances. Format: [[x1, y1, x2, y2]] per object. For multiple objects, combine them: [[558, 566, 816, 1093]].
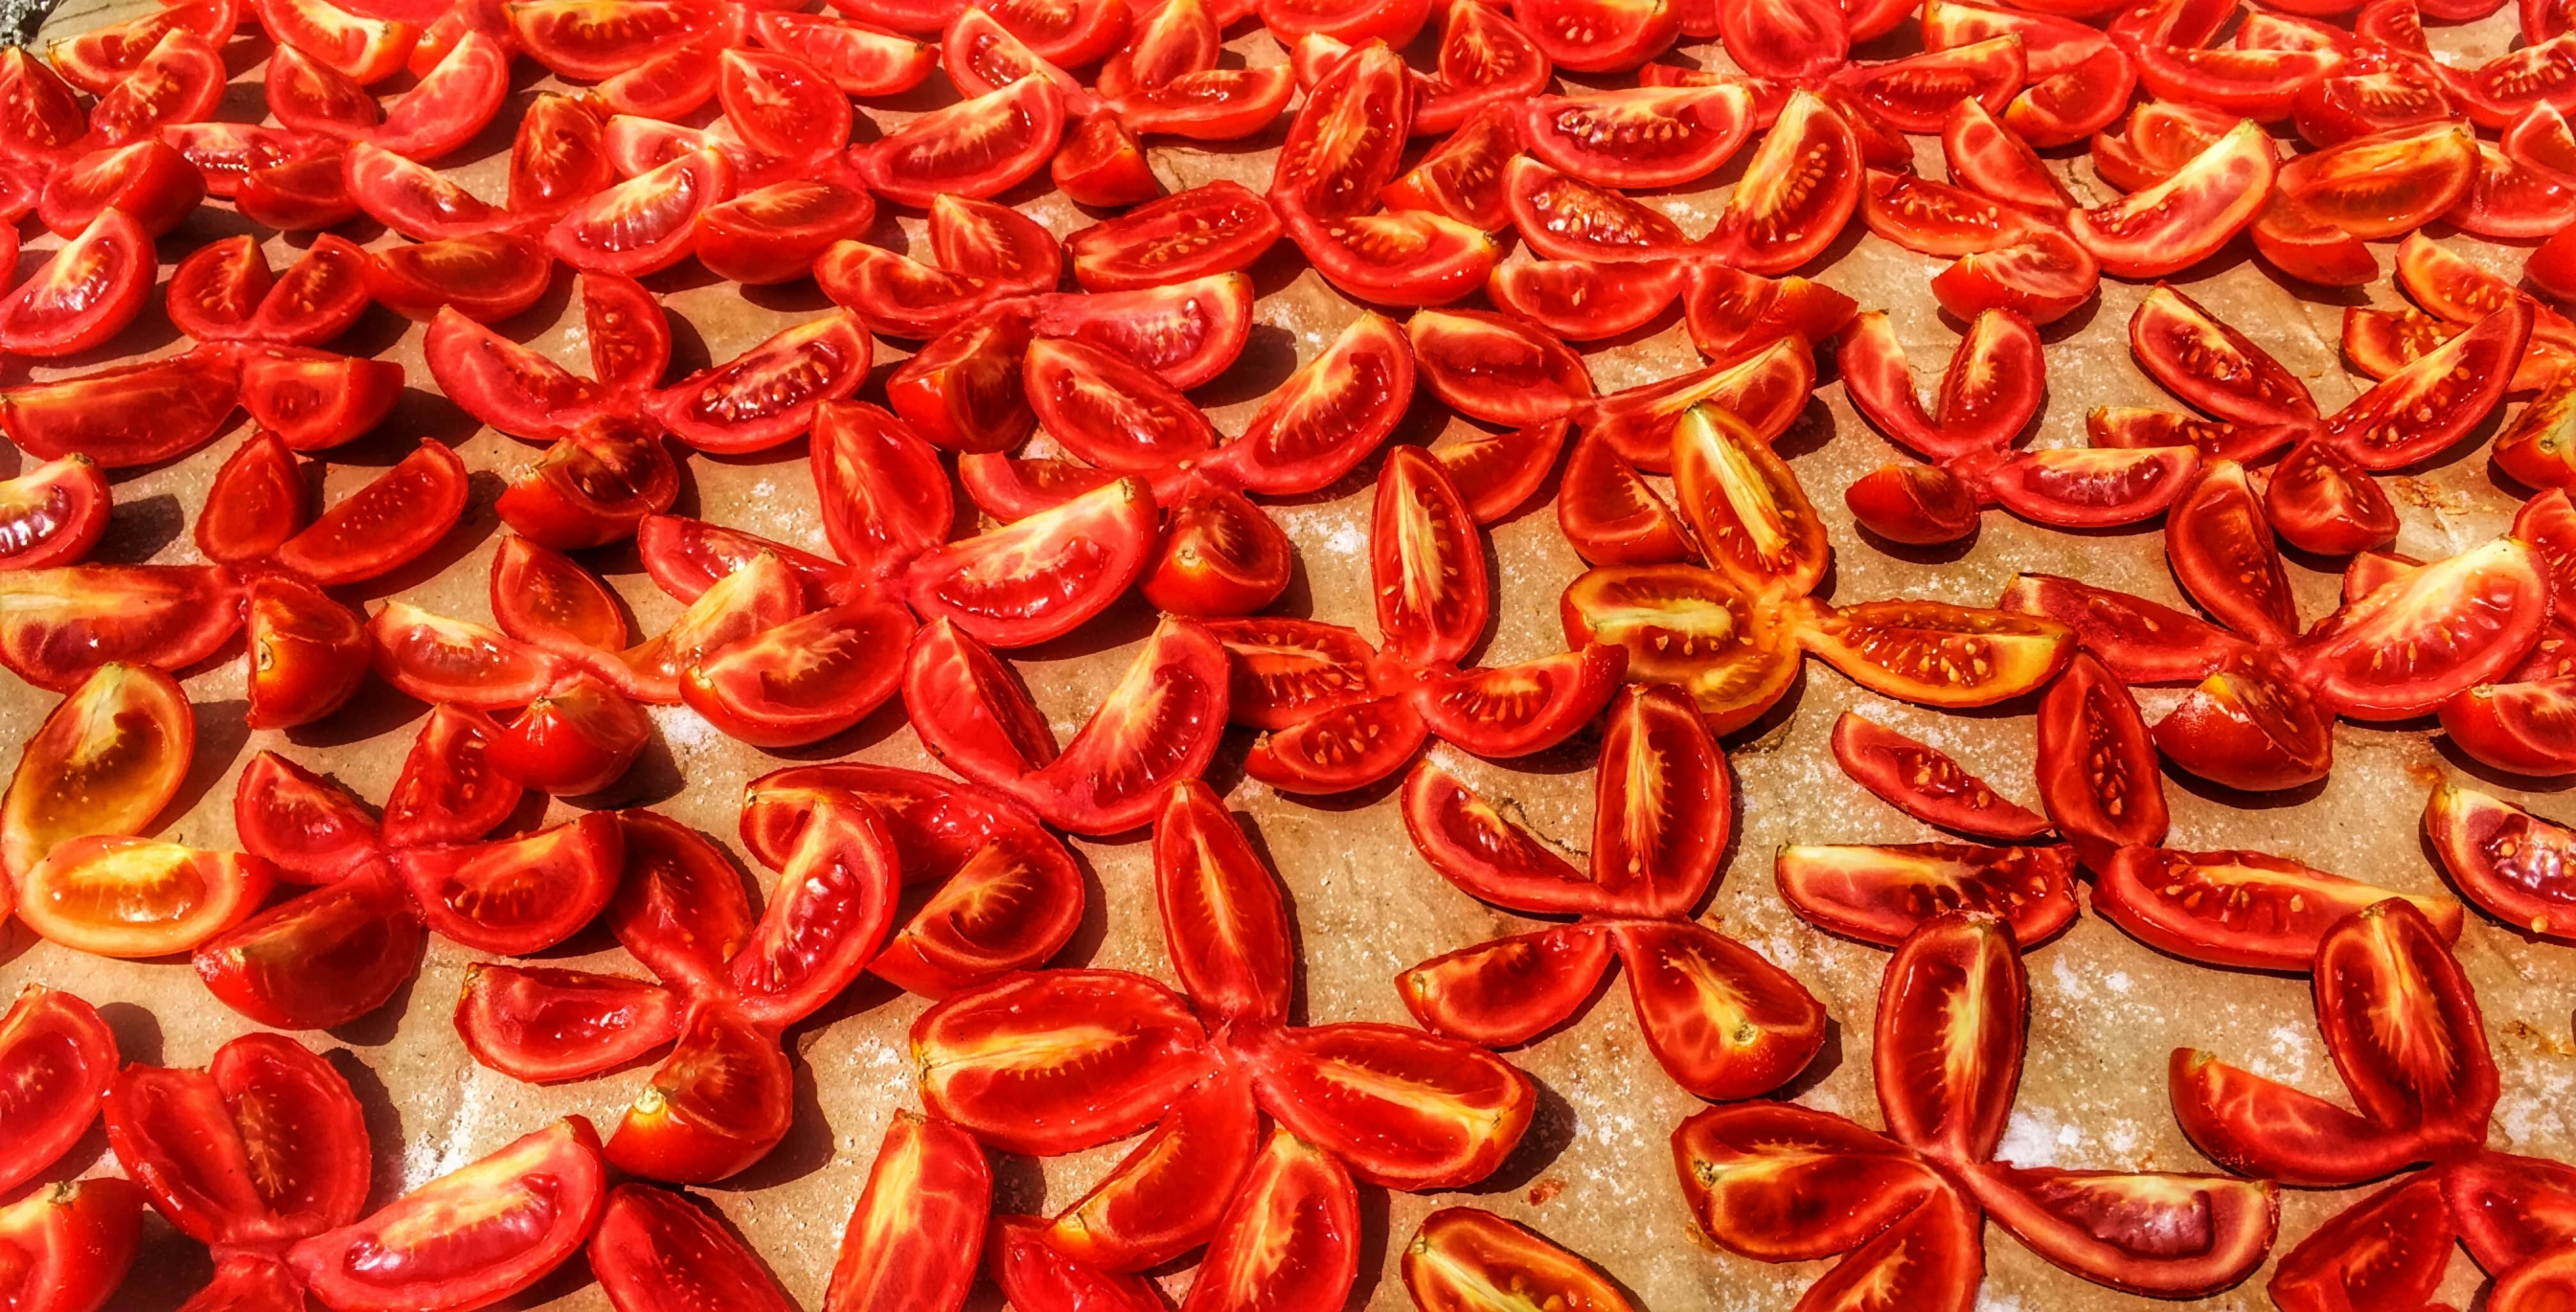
[[1873, 911, 2023, 1165], [194, 867, 426, 1029], [1556, 431, 1693, 563], [231, 752, 378, 883], [1406, 307, 1592, 427], [1033, 273, 1247, 388], [1518, 83, 1752, 190], [0, 985, 114, 1196], [886, 305, 1036, 457], [2270, 1175, 2455, 1312], [906, 477, 1154, 645], [1671, 1102, 1940, 1262], [2091, 98, 2236, 192], [1500, 154, 1694, 262], [2326, 301, 2530, 471], [367, 600, 569, 710], [287, 1119, 606, 1312], [649, 312, 872, 454], [163, 123, 305, 200], [857, 77, 1063, 206], [1432, 416, 1568, 524], [0, 209, 152, 357], [718, 47, 852, 166], [0, 564, 243, 690], [2069, 119, 2278, 278], [2170, 1048, 2427, 1187], [1400, 756, 1626, 915], [507, 0, 717, 78], [1837, 308, 2043, 461], [1512, 0, 1675, 72], [751, 11, 934, 95], [2035, 652, 2168, 868], [2133, 43, 2338, 123], [364, 232, 554, 323], [2426, 783, 2576, 936], [1775, 842, 2079, 948], [2007, 43, 2137, 147], [380, 703, 518, 848], [2294, 65, 2452, 147], [1004, 619, 1229, 835], [422, 309, 603, 441], [1035, 1068, 1255, 1273], [2450, 139, 2576, 238], [1944, 99, 2072, 212], [590, 1185, 795, 1312], [493, 674, 650, 794], [106, 1030, 368, 1245], [239, 144, 363, 231], [1996, 572, 2245, 685], [0, 457, 107, 572], [1989, 446, 2200, 530], [604, 1006, 792, 1184], [1829, 712, 2051, 840], [2151, 648, 2336, 791], [1400, 924, 1610, 1046], [2300, 537, 2554, 718], [2277, 122, 2478, 238], [1288, 208, 1498, 306], [1052, 111, 1161, 208], [0, 48, 85, 166], [2497, 1248, 2576, 1312], [39, 140, 203, 238], [1719, 0, 1846, 79], [1965, 1162, 2277, 1298], [1845, 462, 1980, 546], [1835, 37, 2025, 135], [503, 91, 609, 221], [195, 431, 304, 566], [1561, 563, 1806, 732], [395, 813, 623, 955], [166, 234, 266, 342], [1272, 40, 1410, 220], [821, 1115, 990, 1312], [242, 577, 368, 731], [2129, 284, 2318, 425], [2262, 436, 2397, 554], [1198, 310, 1412, 498], [546, 147, 733, 277], [1702, 91, 1862, 275], [0, 1176, 143, 1312], [682, 599, 913, 747], [266, 41, 384, 140], [236, 349, 394, 455], [1403, 1209, 1630, 1312], [1262, 0, 1426, 44], [2314, 897, 2497, 1142], [1617, 917, 1823, 1097], [1023, 336, 1214, 471], [269, 441, 466, 585], [1243, 1020, 1535, 1188], [2098, 847, 2461, 972], [1245, 694, 1429, 794], [87, 29, 226, 148], [1151, 779, 1293, 1025], [695, 180, 874, 285], [592, 34, 727, 122], [1486, 253, 1680, 341], [2442, 679, 2576, 777], [2445, 1152, 2576, 1275], [346, 140, 514, 240], [915, 969, 1214, 1154], [725, 789, 900, 1026], [259, 0, 417, 83], [1144, 484, 1294, 618], [894, 624, 1046, 785]]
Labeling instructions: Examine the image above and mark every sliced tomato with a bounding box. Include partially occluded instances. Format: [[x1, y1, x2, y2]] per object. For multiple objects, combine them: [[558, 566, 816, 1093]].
[[1803, 600, 2071, 707], [39, 140, 202, 238], [1561, 564, 1800, 731], [1242, 1020, 1533, 1189], [1145, 485, 1294, 618], [1996, 572, 2245, 684], [2152, 649, 2336, 790], [1058, 114, 1156, 212], [495, 418, 679, 551], [1776, 842, 2079, 947], [1873, 911, 2022, 1163], [15, 836, 269, 958], [1835, 37, 2024, 134], [2092, 99, 2235, 192], [649, 312, 873, 453], [905, 478, 1153, 646], [2441, 34, 2576, 130], [915, 969, 1215, 1154], [47, 0, 237, 93], [1406, 308, 1593, 427], [587, 1185, 795, 1312], [2445, 1151, 2576, 1272], [239, 349, 403, 453], [1032, 276, 1246, 390], [592, 34, 726, 122], [2129, 285, 2319, 427], [1403, 1210, 1631, 1312], [2169, 1047, 2426, 1186], [0, 210, 151, 357], [2162, 459, 2297, 645], [689, 179, 872, 285], [0, 1178, 143, 1312], [1245, 694, 1429, 794], [1718, 0, 1846, 79], [0, 457, 106, 573], [2425, 783, 2576, 936], [1433, 418, 1568, 524], [240, 575, 366, 732], [546, 147, 733, 277], [0, 49, 85, 167], [752, 11, 934, 95], [379, 704, 518, 848], [2133, 43, 2339, 123], [0, 563, 241, 691], [264, 441, 465, 585], [2299, 537, 2553, 718], [231, 752, 378, 883], [394, 813, 622, 955], [1861, 169, 2046, 258], [492, 530, 627, 654], [2326, 301, 2530, 470], [2261, 436, 2396, 554], [1, 662, 190, 884], [2453, 138, 2576, 238], [2008, 44, 2137, 147], [86, 30, 225, 149], [1518, 83, 1752, 191], [1272, 39, 1411, 221], [2312, 897, 2497, 1145], [1151, 780, 1293, 1025], [822, 1115, 990, 1312], [287, 1119, 604, 1312], [1701, 91, 1861, 275], [2269, 1165, 2456, 1312], [108, 1029, 369, 1247], [1372, 446, 1489, 668], [1401, 924, 1612, 1045], [1288, 208, 1497, 306], [238, 144, 362, 231], [364, 232, 553, 323], [1069, 184, 1276, 293], [2069, 120, 2276, 278], [1986, 446, 2200, 530], [1965, 1163, 2278, 1298], [1845, 462, 1980, 546], [366, 601, 568, 709], [885, 305, 1036, 459], [490, 675, 649, 794], [1488, 253, 1682, 341], [265, 43, 383, 140], [1416, 641, 1626, 757], [857, 77, 1063, 206], [1032, 1070, 1255, 1274], [503, 91, 609, 220], [1684, 264, 1858, 358], [163, 123, 305, 201], [0, 986, 114, 1196], [194, 868, 423, 1029], [1208, 311, 1413, 497], [1014, 620, 1229, 834], [346, 140, 514, 239], [1671, 1101, 1939, 1261], [1945, 98, 2072, 212], [2034, 652, 2168, 867], [2103, 846, 2461, 971], [1500, 154, 1694, 263], [681, 599, 913, 747], [718, 46, 852, 166], [1837, 308, 2042, 460], [507, 0, 717, 78], [2442, 680, 2576, 777], [1829, 712, 2051, 839], [1610, 919, 1826, 1100], [2277, 122, 2478, 238], [1671, 403, 1828, 594], [1512, 0, 1675, 72], [603, 1006, 791, 1184]]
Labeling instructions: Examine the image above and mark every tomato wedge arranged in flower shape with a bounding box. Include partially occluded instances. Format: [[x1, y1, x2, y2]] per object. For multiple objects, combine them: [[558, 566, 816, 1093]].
[[287, 1118, 605, 1312], [856, 76, 1064, 206], [1682, 913, 2277, 1305], [426, 273, 671, 441], [167, 235, 373, 349], [647, 312, 872, 453], [0, 209, 152, 357], [15, 836, 273, 959], [0, 1176, 144, 1312], [1567, 403, 2073, 731], [2093, 847, 2463, 971], [1827, 711, 2053, 840], [1403, 1209, 1634, 1312], [1400, 684, 1827, 1097], [2425, 783, 2576, 939], [2069, 119, 2277, 278], [1701, 91, 1862, 275], [918, 779, 1531, 1301], [103, 1029, 367, 1251], [0, 986, 115, 1197], [1518, 82, 1753, 189]]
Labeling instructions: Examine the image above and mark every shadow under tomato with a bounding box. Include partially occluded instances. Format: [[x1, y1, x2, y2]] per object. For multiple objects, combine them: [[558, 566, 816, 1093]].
[[2433, 734, 2576, 797], [2163, 757, 2334, 813], [163, 696, 253, 830], [89, 491, 186, 564], [1448, 1072, 1576, 1197]]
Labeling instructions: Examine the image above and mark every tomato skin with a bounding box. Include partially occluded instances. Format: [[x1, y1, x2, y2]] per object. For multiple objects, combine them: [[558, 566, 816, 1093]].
[[243, 576, 369, 731], [1775, 842, 2079, 947], [87, 29, 227, 148], [2441, 678, 2576, 776], [1829, 712, 2051, 839], [239, 349, 406, 452], [1242, 1020, 1536, 1189], [606, 1006, 793, 1185], [1287, 208, 1498, 307], [648, 312, 874, 454], [2068, 120, 2277, 278], [857, 77, 1065, 206], [1874, 912, 2023, 1165], [906, 478, 1156, 648], [548, 147, 734, 277], [751, 11, 935, 96], [0, 456, 108, 572], [0, 986, 115, 1197], [239, 144, 362, 231], [194, 867, 427, 1030], [2326, 300, 2532, 471], [2, 661, 193, 889], [2153, 652, 2337, 791], [2168, 1047, 2428, 1186], [2300, 537, 2555, 719], [497, 419, 682, 551], [1400, 924, 1612, 1046], [267, 441, 467, 585], [1489, 253, 1681, 340], [2035, 653, 2168, 869], [1406, 307, 1593, 428], [915, 969, 1217, 1155], [396, 813, 624, 956], [885, 305, 1036, 457], [1052, 111, 1163, 209], [287, 1118, 607, 1312], [0, 209, 152, 357], [2426, 783, 2576, 936], [1846, 463, 1981, 545], [1670, 1101, 1942, 1263], [495, 675, 650, 792], [364, 232, 554, 323], [1834, 37, 2025, 135], [1838, 308, 2043, 461], [231, 751, 378, 883], [2129, 284, 2319, 426], [0, 1177, 144, 1312], [1520, 83, 1753, 191]]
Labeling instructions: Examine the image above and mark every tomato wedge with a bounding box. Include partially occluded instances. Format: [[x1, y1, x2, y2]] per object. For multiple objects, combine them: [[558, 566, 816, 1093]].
[[695, 179, 875, 285], [2442, 677, 2576, 777], [1519, 83, 1752, 190], [194, 868, 426, 1029], [649, 312, 872, 453], [1720, 0, 1846, 79], [2265, 436, 2397, 554], [1403, 1210, 1631, 1312], [2129, 284, 2319, 426], [1775, 842, 2079, 947], [364, 232, 553, 323], [915, 969, 1215, 1154], [0, 986, 114, 1196], [0, 209, 151, 357], [2426, 783, 2576, 938], [2099, 848, 2462, 970], [2324, 301, 2531, 470], [2069, 120, 2277, 278], [2168, 1048, 2428, 1187], [1835, 37, 2025, 134], [1490, 253, 1683, 340], [1965, 1162, 2277, 1297], [39, 140, 202, 238], [0, 457, 107, 572], [287, 1119, 606, 1312], [1242, 1020, 1535, 1189], [87, 30, 225, 149], [858, 77, 1063, 205], [1702, 91, 1862, 275], [2, 662, 191, 885], [1829, 712, 2052, 839], [17, 836, 273, 959], [2314, 898, 2496, 1145], [1406, 308, 1593, 427], [1401, 924, 1611, 1045], [1798, 600, 2076, 710], [0, 1178, 143, 1312], [2035, 653, 2167, 868], [822, 1114, 990, 1312], [1838, 308, 2043, 460], [1874, 912, 2022, 1164], [547, 147, 733, 277], [1671, 1102, 1941, 1263], [2299, 538, 2553, 718]]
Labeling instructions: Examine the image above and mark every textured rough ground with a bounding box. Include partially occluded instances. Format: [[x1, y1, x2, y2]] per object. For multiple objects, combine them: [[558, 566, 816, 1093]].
[[4, 4, 2573, 1310]]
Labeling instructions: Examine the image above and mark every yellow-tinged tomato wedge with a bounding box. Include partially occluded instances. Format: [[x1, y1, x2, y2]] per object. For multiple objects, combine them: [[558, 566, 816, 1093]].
[[1671, 403, 1829, 597], [1797, 599, 2074, 708], [1562, 564, 1802, 732], [15, 836, 271, 957], [2, 662, 192, 886]]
